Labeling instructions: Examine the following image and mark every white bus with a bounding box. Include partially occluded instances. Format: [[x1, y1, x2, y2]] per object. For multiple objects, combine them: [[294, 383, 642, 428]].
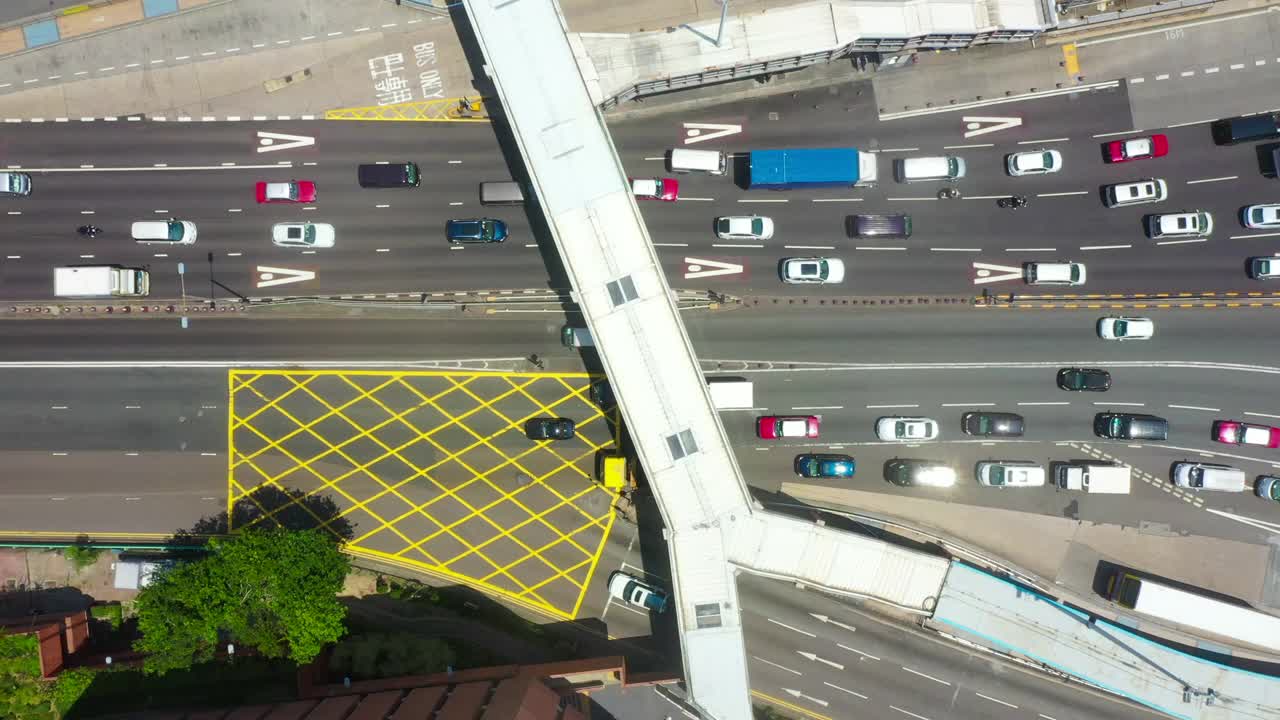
[[1108, 572, 1280, 651]]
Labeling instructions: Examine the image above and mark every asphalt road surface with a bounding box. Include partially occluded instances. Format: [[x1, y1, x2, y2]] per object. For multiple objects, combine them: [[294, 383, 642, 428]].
[[2, 83, 1277, 300]]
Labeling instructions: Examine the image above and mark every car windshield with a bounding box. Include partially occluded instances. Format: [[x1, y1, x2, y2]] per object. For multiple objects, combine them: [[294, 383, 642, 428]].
[[750, 218, 764, 234], [1252, 208, 1267, 223], [716, 219, 730, 233], [479, 222, 495, 240], [976, 416, 992, 433], [802, 458, 819, 474], [1113, 320, 1129, 335], [1267, 480, 1280, 500], [166, 222, 184, 240], [988, 467, 1006, 485], [1189, 467, 1204, 486]]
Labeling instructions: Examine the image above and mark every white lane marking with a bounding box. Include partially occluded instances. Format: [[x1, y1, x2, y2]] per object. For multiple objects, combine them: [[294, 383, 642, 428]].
[[1245, 411, 1280, 419], [752, 656, 802, 675], [1186, 175, 1236, 184], [975, 692, 1018, 709], [1167, 118, 1214, 128], [823, 681, 868, 700], [767, 618, 817, 638], [972, 261, 1023, 285], [50, 405, 68, 410], [784, 245, 836, 250], [930, 247, 981, 252], [256, 130, 314, 153], [676, 197, 714, 201], [737, 198, 788, 203], [653, 243, 689, 247], [682, 122, 742, 145], [809, 613, 857, 632], [1130, 77, 1145, 84], [880, 147, 920, 152], [961, 116, 1022, 138], [1231, 63, 1245, 70], [1169, 404, 1220, 412], [1093, 129, 1138, 138], [1180, 70, 1195, 77], [1078, 7, 1279, 47], [941, 402, 994, 407], [901, 666, 951, 686], [837, 643, 881, 660], [1080, 244, 1131, 250], [1205, 67, 1220, 74], [887, 196, 938, 201], [890, 706, 932, 720], [1006, 247, 1056, 252], [782, 688, 829, 708], [1018, 401, 1069, 406], [710, 243, 763, 248], [1204, 508, 1280, 534], [812, 198, 863, 202], [1018, 137, 1070, 144], [944, 142, 995, 149], [1036, 190, 1089, 197], [855, 246, 906, 250], [962, 195, 1009, 200], [1039, 714, 1060, 720], [792, 405, 843, 410], [683, 256, 746, 280], [867, 404, 919, 409], [1094, 401, 1144, 406], [1156, 73, 1170, 80], [1157, 238, 1207, 246], [1230, 231, 1280, 239], [1258, 59, 1268, 66]]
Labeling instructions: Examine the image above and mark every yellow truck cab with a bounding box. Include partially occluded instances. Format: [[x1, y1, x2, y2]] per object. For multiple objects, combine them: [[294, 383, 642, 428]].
[[597, 453, 628, 491]]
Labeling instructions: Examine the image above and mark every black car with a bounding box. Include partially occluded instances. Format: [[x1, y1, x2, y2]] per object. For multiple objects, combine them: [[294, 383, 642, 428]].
[[589, 381, 615, 409], [961, 411, 1024, 437], [524, 417, 575, 441], [1057, 367, 1111, 392]]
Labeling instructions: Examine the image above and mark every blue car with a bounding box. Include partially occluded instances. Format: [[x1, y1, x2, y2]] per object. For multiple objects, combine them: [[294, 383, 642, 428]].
[[446, 218, 508, 244], [793, 453, 855, 478]]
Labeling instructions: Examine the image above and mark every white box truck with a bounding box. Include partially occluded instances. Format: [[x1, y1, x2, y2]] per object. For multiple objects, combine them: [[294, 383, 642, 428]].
[[1054, 462, 1131, 494], [54, 266, 150, 298], [706, 376, 753, 409]]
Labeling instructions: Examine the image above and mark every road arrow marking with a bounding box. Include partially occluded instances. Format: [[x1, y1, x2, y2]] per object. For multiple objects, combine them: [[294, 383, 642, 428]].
[[962, 116, 1023, 138], [256, 265, 315, 288], [797, 651, 845, 671], [683, 122, 742, 145], [684, 256, 743, 279], [256, 130, 315, 153], [782, 688, 830, 708], [809, 613, 857, 633], [972, 261, 1024, 285]]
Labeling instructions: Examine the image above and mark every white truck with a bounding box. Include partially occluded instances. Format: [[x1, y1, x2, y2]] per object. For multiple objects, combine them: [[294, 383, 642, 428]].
[[1054, 462, 1131, 494], [706, 376, 753, 409], [54, 266, 150, 298]]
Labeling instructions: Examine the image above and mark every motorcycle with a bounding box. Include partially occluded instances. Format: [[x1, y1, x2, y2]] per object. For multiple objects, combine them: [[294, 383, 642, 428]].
[[996, 195, 1028, 209], [937, 188, 961, 200], [77, 225, 101, 237]]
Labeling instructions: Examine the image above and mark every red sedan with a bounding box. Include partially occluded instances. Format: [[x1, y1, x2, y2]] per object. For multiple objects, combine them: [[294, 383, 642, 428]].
[[255, 180, 317, 204], [1212, 420, 1280, 448], [1105, 134, 1168, 163], [756, 415, 820, 439], [629, 177, 679, 202]]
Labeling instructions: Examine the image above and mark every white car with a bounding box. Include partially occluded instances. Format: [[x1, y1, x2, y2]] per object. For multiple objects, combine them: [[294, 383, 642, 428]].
[[1145, 211, 1212, 239], [1104, 178, 1167, 208], [977, 461, 1046, 487], [1243, 204, 1280, 229], [1097, 316, 1154, 341], [876, 416, 939, 442], [1006, 149, 1062, 176], [607, 571, 669, 612], [781, 257, 845, 284], [1249, 256, 1279, 279], [715, 215, 774, 240], [272, 222, 335, 248]]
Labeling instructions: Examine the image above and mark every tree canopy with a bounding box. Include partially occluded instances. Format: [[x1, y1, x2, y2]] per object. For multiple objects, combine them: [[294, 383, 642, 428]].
[[133, 529, 350, 675]]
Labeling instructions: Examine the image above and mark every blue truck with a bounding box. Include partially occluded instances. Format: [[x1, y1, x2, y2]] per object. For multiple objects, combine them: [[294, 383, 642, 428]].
[[746, 147, 879, 190]]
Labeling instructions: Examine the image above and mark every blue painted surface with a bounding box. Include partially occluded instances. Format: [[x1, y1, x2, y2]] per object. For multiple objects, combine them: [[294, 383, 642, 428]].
[[22, 19, 59, 48], [142, 0, 180, 17]]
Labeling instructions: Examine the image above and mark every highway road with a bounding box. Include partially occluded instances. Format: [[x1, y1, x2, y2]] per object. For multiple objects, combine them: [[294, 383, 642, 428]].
[[2, 83, 1278, 300], [739, 572, 1161, 720]]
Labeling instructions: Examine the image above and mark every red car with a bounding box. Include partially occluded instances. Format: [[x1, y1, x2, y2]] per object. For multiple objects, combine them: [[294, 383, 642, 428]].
[[1212, 420, 1280, 448], [1105, 134, 1168, 163], [255, 180, 317, 204], [756, 415, 820, 439], [629, 177, 679, 202]]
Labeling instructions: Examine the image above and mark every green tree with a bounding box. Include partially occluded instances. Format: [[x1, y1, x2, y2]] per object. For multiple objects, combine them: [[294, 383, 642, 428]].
[[63, 536, 103, 573], [133, 529, 350, 675], [0, 634, 52, 718], [329, 633, 456, 680]]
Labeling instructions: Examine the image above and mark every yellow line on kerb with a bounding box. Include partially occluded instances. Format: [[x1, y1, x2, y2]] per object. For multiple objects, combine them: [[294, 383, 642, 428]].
[[751, 691, 835, 720], [1062, 43, 1080, 76]]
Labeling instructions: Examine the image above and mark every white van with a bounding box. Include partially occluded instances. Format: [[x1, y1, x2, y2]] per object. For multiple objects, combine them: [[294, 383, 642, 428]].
[[1105, 178, 1167, 207], [1024, 261, 1086, 286], [668, 148, 727, 175], [1172, 462, 1246, 492], [895, 156, 966, 183], [706, 376, 753, 409], [561, 325, 594, 348], [132, 219, 197, 245]]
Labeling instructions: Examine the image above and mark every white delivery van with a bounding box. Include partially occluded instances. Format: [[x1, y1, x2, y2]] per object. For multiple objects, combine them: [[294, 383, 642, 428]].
[[706, 376, 753, 409], [1024, 261, 1086, 286], [895, 155, 966, 183], [54, 266, 150, 298], [1054, 462, 1131, 493], [668, 148, 727, 175], [132, 219, 197, 245]]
